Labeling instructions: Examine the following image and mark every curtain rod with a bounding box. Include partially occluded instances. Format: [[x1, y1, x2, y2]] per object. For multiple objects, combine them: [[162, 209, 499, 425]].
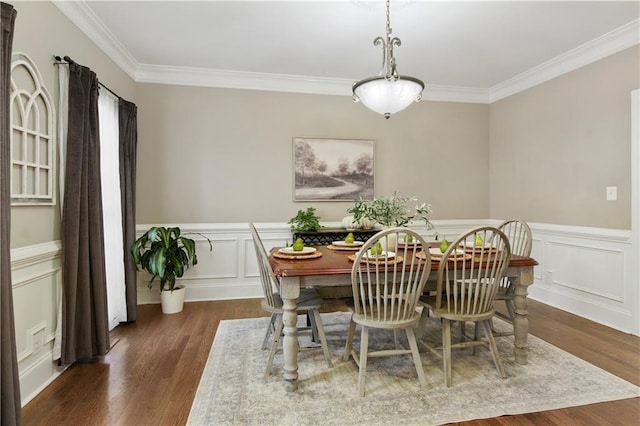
[[53, 54, 122, 100]]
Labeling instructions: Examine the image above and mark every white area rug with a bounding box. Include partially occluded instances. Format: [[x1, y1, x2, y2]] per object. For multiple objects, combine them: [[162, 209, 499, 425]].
[[188, 312, 639, 425]]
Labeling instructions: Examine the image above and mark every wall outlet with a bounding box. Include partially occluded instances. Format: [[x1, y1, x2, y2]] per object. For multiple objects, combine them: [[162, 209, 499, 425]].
[[545, 271, 553, 284], [606, 186, 617, 201]]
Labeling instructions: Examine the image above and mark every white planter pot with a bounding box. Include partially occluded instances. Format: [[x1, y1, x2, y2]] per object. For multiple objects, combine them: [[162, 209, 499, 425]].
[[342, 216, 360, 230], [160, 285, 186, 314], [358, 218, 377, 230]]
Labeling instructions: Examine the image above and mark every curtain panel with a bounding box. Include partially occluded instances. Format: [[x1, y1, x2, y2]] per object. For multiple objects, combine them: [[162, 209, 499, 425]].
[[118, 99, 138, 322], [52, 63, 69, 361], [1, 2, 22, 424], [60, 63, 110, 365]]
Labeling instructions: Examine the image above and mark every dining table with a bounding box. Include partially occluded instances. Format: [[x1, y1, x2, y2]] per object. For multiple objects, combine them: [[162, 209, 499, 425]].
[[269, 243, 538, 392]]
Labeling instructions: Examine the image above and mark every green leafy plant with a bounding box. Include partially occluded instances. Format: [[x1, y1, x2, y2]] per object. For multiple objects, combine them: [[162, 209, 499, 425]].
[[288, 207, 322, 232], [348, 191, 435, 229], [347, 200, 373, 223], [131, 226, 212, 292]]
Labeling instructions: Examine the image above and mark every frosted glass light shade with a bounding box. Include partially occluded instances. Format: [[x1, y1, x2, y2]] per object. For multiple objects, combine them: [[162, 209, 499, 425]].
[[353, 75, 424, 118]]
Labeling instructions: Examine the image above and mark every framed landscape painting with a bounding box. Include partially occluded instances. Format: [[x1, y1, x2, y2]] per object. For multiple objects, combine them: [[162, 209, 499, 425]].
[[293, 137, 374, 201]]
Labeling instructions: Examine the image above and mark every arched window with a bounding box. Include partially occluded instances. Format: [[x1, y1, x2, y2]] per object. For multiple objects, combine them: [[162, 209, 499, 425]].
[[10, 53, 55, 205]]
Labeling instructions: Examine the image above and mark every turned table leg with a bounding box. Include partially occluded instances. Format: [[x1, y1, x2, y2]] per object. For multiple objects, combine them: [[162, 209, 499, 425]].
[[279, 277, 300, 392], [512, 265, 534, 365]]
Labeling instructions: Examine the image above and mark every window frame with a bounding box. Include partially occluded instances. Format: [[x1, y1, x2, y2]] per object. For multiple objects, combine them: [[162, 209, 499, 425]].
[[10, 52, 56, 206]]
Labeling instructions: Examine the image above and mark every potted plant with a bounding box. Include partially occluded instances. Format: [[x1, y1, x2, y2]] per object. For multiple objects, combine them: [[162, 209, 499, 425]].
[[351, 192, 435, 251], [131, 226, 212, 314], [348, 192, 435, 249], [346, 199, 375, 229], [348, 191, 434, 229], [288, 207, 322, 232]]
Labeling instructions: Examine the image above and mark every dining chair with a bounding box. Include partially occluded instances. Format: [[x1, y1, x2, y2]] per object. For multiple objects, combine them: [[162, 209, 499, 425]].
[[418, 226, 511, 387], [494, 219, 532, 329], [343, 227, 431, 396], [249, 223, 333, 375]]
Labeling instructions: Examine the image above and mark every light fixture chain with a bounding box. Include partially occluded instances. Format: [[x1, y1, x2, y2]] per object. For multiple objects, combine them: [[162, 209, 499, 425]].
[[386, 0, 391, 37]]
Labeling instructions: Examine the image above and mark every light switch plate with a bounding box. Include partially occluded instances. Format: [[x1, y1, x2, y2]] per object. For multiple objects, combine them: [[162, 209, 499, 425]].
[[606, 186, 617, 201]]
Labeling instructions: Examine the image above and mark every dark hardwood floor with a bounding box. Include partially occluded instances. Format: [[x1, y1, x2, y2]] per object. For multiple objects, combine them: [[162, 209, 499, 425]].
[[22, 298, 639, 425]]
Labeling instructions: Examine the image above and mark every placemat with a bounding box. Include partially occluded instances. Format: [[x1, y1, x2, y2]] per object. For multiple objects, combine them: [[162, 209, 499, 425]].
[[327, 244, 362, 251], [272, 250, 323, 260], [396, 242, 422, 249], [347, 254, 404, 264], [417, 250, 472, 261]]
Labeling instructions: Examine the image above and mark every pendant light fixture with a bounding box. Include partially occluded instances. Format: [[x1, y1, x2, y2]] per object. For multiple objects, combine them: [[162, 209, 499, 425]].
[[352, 0, 424, 119]]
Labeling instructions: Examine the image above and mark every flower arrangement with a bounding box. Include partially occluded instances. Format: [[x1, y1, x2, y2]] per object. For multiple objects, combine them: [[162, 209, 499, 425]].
[[347, 191, 434, 230]]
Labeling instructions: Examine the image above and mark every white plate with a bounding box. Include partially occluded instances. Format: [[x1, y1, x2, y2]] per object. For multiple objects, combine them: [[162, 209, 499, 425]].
[[365, 250, 395, 259], [429, 248, 465, 256], [279, 247, 316, 255], [332, 240, 364, 247]]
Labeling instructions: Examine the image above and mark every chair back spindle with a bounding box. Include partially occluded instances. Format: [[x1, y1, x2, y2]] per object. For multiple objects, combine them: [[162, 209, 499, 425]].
[[249, 223, 280, 310], [498, 219, 532, 257], [435, 227, 511, 319], [352, 228, 431, 324]]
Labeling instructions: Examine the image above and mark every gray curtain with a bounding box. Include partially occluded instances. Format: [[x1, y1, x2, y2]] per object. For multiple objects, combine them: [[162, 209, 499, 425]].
[[1, 2, 21, 424], [118, 99, 137, 322], [60, 62, 110, 365]]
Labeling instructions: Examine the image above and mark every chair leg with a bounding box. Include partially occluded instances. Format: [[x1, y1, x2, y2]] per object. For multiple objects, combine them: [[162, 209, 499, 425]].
[[311, 309, 333, 368], [358, 326, 370, 397], [472, 321, 482, 356], [505, 299, 516, 322], [406, 327, 426, 388], [443, 319, 452, 387], [306, 313, 314, 341], [266, 315, 284, 376], [307, 311, 320, 346], [417, 305, 430, 336], [481, 320, 506, 379], [343, 317, 357, 362], [458, 321, 466, 342], [262, 314, 277, 350]]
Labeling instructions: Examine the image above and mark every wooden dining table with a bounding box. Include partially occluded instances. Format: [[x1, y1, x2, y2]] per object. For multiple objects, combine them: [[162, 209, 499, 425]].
[[269, 244, 538, 392]]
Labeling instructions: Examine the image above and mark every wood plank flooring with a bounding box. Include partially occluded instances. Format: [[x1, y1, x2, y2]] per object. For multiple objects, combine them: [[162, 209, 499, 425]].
[[22, 299, 639, 425]]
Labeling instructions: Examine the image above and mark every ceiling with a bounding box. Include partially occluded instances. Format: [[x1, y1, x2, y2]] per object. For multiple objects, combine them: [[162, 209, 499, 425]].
[[55, 1, 640, 102]]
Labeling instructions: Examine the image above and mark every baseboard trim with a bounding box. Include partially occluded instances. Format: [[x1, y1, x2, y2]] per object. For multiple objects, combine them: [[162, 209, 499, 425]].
[[19, 351, 65, 406]]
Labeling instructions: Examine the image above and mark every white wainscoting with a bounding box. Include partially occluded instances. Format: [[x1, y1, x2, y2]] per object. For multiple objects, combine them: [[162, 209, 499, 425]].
[[9, 219, 636, 406], [10, 241, 65, 406], [136, 220, 637, 336], [518, 222, 636, 335]]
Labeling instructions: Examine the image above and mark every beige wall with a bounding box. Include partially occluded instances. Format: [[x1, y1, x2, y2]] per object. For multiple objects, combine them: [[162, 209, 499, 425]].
[[136, 84, 490, 224], [9, 1, 637, 248], [490, 46, 639, 229], [10, 0, 136, 248]]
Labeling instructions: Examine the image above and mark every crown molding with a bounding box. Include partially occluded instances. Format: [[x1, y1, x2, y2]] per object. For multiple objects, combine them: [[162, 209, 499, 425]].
[[135, 64, 490, 103], [490, 18, 640, 103], [54, 1, 638, 104], [135, 64, 354, 96], [423, 85, 491, 104], [52, 0, 138, 78]]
